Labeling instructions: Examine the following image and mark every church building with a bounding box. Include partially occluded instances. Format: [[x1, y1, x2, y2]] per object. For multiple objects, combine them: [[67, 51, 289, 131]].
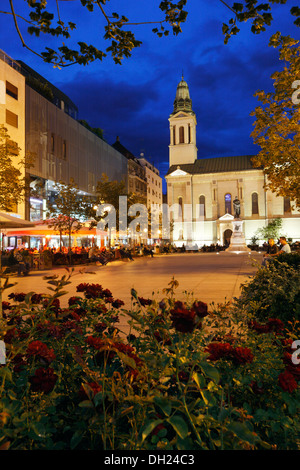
[[165, 77, 300, 247]]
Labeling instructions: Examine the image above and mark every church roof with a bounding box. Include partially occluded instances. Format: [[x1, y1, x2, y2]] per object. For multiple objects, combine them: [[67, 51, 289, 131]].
[[166, 155, 260, 176]]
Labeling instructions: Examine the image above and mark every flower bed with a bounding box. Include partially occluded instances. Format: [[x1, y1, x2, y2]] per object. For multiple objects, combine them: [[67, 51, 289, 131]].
[[0, 261, 299, 450]]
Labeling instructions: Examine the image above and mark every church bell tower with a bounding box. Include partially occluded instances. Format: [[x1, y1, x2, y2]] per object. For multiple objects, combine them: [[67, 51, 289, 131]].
[[169, 76, 197, 167]]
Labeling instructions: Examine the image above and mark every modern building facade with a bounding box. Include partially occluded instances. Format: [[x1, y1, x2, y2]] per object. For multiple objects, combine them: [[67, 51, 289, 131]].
[[20, 62, 128, 222], [0, 50, 128, 226], [166, 77, 300, 246]]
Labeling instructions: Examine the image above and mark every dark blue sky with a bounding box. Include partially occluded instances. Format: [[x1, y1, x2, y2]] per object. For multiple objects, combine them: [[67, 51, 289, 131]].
[[0, 1, 298, 191]]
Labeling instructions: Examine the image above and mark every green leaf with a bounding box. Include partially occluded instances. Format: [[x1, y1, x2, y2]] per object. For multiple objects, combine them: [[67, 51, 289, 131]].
[[0, 367, 12, 382], [167, 415, 189, 439], [78, 400, 93, 408], [227, 422, 259, 445], [199, 361, 220, 384], [139, 419, 163, 444], [200, 389, 216, 406], [30, 422, 47, 439], [154, 396, 172, 416], [192, 371, 206, 389], [70, 430, 84, 449]]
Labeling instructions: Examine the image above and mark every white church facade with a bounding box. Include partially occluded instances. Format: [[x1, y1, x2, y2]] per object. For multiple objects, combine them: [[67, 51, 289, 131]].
[[165, 77, 300, 247]]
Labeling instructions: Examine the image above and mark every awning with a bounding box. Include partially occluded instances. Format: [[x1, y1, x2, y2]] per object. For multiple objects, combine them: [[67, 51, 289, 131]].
[[5, 223, 107, 237]]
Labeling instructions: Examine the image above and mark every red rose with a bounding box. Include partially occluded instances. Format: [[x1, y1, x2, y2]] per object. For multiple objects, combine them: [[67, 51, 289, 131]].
[[94, 322, 107, 333], [267, 318, 285, 333], [8, 292, 26, 302], [29, 367, 58, 394], [112, 299, 125, 309], [205, 342, 233, 361], [283, 352, 300, 379], [85, 335, 105, 350], [31, 294, 43, 304], [278, 370, 298, 393], [170, 301, 198, 333], [78, 381, 102, 400], [248, 320, 270, 334], [26, 340, 56, 364], [232, 346, 254, 365], [2, 301, 11, 311], [192, 301, 209, 318], [3, 327, 18, 344], [138, 297, 152, 306], [68, 296, 82, 306]]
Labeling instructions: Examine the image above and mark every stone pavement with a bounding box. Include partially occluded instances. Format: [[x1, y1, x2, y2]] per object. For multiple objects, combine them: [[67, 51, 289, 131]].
[[2, 252, 262, 332]]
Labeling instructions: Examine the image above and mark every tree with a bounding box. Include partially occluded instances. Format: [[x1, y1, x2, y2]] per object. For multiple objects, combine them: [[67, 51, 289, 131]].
[[250, 33, 300, 208], [45, 214, 73, 251], [0, 125, 24, 212], [2, 1, 299, 67], [3, 0, 188, 67], [46, 178, 89, 256], [221, 1, 300, 44], [255, 217, 283, 241], [86, 173, 146, 236]]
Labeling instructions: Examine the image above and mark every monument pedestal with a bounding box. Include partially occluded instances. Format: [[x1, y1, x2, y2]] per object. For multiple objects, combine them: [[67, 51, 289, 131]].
[[226, 218, 251, 252]]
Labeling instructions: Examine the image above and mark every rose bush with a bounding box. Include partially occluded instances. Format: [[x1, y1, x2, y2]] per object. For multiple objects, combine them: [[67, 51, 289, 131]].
[[0, 266, 299, 450]]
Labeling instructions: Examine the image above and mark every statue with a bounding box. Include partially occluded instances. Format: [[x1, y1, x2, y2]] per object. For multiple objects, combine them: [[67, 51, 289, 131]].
[[233, 196, 241, 218]]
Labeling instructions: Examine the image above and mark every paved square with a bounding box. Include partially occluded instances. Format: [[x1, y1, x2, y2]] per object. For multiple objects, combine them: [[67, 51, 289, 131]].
[[2, 252, 262, 327]]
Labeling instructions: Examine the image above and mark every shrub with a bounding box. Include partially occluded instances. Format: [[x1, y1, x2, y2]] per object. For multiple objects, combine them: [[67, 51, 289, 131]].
[[0, 272, 299, 450], [236, 259, 300, 324], [272, 252, 300, 269]]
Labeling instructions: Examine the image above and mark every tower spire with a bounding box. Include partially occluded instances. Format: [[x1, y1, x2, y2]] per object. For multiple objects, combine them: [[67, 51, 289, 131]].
[[171, 76, 194, 116], [168, 76, 197, 167]]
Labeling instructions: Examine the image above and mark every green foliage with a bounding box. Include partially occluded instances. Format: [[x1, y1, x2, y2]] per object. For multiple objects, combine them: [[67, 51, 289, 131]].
[[5, 0, 188, 67], [251, 33, 300, 208], [222, 1, 299, 44], [46, 178, 90, 251], [4, 1, 299, 67], [78, 120, 104, 141], [25, 76, 54, 102], [86, 173, 146, 232], [0, 126, 24, 212], [255, 218, 283, 241], [272, 252, 300, 269], [0, 267, 300, 450], [237, 257, 300, 324]]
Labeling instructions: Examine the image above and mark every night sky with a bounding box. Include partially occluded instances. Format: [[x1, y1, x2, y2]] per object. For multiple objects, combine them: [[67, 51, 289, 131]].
[[0, 1, 298, 192]]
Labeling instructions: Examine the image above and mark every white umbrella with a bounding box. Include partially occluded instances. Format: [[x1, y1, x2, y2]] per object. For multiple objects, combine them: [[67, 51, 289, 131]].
[[0, 212, 35, 317], [0, 211, 35, 229]]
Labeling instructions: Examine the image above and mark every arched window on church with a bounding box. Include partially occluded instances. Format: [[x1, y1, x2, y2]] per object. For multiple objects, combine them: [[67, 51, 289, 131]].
[[252, 192, 259, 215], [284, 196, 291, 214], [178, 197, 183, 219], [199, 195, 205, 218], [173, 126, 176, 145], [179, 126, 184, 144], [225, 193, 232, 214]]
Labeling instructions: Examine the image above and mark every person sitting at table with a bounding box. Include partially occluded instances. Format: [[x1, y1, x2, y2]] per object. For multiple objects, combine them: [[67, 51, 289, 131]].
[[13, 249, 30, 276], [88, 245, 107, 265]]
